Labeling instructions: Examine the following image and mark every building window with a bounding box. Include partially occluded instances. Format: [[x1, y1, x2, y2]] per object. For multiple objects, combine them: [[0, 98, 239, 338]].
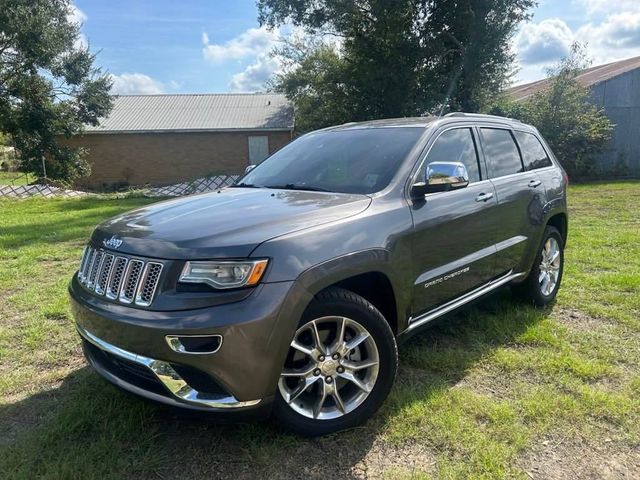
[[248, 136, 270, 164]]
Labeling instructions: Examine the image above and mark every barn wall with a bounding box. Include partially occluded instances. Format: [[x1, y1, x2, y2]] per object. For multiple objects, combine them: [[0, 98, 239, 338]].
[[62, 130, 292, 190], [589, 69, 640, 175]]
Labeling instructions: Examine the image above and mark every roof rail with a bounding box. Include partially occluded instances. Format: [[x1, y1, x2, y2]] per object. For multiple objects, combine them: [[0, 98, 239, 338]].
[[444, 112, 522, 123]]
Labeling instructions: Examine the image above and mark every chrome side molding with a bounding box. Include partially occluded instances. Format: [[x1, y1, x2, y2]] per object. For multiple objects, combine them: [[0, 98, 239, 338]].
[[407, 271, 526, 331], [77, 324, 260, 409]]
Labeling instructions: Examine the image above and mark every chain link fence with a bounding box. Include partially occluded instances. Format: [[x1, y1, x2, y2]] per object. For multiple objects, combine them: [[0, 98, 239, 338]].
[[0, 175, 240, 199]]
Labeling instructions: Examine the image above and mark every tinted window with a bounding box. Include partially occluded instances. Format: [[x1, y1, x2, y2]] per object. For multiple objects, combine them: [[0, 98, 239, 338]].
[[240, 127, 423, 194], [515, 131, 553, 170], [480, 128, 524, 178], [424, 128, 481, 182]]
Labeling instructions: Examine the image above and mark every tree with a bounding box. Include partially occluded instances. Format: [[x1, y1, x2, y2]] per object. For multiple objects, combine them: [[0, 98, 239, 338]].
[[491, 44, 614, 178], [421, 0, 534, 113], [0, 0, 112, 183], [259, 0, 535, 131]]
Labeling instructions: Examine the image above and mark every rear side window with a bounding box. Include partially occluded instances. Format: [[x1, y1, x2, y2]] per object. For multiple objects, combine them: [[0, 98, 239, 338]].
[[480, 128, 523, 178], [424, 128, 481, 182], [515, 131, 553, 170]]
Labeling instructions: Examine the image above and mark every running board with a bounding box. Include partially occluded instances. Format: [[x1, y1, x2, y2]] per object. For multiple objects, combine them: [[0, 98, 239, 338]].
[[407, 271, 525, 331]]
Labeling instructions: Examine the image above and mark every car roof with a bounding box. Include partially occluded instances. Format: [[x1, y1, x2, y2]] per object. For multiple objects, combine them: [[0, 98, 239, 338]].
[[325, 113, 536, 133]]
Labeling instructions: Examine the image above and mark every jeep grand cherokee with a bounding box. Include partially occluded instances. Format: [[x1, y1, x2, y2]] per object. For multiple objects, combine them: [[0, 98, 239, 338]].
[[70, 113, 568, 436]]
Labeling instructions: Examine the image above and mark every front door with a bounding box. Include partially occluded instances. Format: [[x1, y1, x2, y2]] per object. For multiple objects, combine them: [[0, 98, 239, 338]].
[[409, 127, 501, 317]]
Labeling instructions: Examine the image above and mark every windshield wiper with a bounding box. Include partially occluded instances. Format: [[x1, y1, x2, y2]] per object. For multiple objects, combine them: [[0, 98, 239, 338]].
[[264, 183, 330, 192], [230, 182, 261, 188]]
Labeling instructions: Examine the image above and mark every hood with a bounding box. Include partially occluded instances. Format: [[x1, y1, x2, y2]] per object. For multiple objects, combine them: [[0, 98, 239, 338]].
[[91, 188, 371, 259]]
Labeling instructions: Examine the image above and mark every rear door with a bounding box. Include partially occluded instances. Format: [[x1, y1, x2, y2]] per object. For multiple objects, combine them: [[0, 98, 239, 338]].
[[478, 127, 546, 275], [409, 127, 501, 316]]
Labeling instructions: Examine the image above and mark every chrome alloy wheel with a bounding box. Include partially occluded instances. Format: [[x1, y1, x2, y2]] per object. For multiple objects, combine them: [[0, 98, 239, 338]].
[[539, 237, 561, 296], [278, 316, 380, 420]]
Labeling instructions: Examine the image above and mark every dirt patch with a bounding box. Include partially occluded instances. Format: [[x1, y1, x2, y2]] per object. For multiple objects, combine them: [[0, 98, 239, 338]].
[[518, 435, 640, 479], [552, 308, 617, 330]]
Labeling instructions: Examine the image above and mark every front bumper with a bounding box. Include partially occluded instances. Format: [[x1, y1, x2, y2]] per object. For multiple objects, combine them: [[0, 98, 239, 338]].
[[78, 323, 261, 411], [70, 274, 311, 409]]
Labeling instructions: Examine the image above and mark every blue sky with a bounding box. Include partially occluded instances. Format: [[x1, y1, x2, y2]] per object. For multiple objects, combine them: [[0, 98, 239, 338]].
[[73, 0, 640, 94]]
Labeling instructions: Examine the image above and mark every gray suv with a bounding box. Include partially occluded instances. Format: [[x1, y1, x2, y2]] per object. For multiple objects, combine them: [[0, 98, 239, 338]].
[[70, 113, 568, 436]]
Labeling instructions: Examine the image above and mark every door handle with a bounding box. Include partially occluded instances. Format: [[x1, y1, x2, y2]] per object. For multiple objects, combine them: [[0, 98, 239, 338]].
[[475, 192, 494, 202], [528, 179, 542, 188]]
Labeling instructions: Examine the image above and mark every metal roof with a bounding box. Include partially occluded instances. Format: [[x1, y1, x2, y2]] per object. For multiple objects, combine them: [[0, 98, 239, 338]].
[[508, 56, 640, 101], [85, 93, 294, 133]]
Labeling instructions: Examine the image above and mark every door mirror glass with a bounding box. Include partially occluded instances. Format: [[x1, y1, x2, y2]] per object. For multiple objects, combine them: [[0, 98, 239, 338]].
[[245, 164, 257, 174], [422, 161, 469, 193]]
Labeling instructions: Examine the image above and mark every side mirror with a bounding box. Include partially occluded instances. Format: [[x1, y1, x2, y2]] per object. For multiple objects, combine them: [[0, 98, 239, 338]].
[[245, 164, 257, 174], [412, 161, 469, 197]]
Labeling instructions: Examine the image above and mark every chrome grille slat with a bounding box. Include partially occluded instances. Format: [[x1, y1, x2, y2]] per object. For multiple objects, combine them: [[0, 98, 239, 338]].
[[95, 254, 115, 295], [77, 246, 163, 307], [119, 259, 144, 304], [78, 246, 90, 283], [107, 257, 128, 300], [135, 262, 163, 306], [87, 250, 105, 289]]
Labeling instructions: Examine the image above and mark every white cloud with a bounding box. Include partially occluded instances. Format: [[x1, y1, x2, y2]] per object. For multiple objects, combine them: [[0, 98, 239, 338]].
[[67, 3, 88, 49], [517, 18, 574, 65], [68, 3, 87, 25], [577, 12, 640, 63], [573, 0, 640, 16], [230, 54, 281, 93], [110, 73, 164, 95], [202, 27, 279, 63], [514, 2, 640, 84]]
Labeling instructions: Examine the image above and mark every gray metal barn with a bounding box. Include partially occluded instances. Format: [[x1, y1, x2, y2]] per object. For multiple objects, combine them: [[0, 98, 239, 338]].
[[509, 56, 640, 176]]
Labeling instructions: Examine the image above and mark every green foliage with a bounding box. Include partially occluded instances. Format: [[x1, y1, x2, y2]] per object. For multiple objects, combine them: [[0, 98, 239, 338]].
[[0, 0, 113, 183], [491, 44, 613, 179], [260, 0, 535, 131]]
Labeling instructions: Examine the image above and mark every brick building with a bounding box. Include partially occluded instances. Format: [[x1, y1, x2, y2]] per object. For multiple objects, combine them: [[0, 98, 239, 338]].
[[66, 93, 294, 190]]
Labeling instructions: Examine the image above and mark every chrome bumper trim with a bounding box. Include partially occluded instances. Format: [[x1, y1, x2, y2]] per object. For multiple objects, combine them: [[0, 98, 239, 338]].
[[77, 324, 261, 409]]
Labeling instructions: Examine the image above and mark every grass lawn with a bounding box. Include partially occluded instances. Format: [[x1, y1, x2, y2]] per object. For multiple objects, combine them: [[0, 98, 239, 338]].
[[0, 171, 31, 186], [1, 182, 638, 479]]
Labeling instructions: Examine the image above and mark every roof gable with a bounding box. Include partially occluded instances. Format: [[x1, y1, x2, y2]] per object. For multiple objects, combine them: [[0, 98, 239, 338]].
[[86, 93, 294, 133], [507, 56, 640, 102]]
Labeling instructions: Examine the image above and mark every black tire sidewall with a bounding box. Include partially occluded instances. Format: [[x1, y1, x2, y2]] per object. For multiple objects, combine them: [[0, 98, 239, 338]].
[[527, 226, 564, 306], [273, 288, 398, 436]]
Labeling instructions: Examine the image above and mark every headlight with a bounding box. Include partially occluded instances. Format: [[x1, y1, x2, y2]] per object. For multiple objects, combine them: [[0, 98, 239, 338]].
[[179, 259, 268, 289]]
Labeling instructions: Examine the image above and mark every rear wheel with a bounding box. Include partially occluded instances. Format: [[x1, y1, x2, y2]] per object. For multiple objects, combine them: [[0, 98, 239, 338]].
[[273, 288, 397, 436], [513, 226, 564, 306]]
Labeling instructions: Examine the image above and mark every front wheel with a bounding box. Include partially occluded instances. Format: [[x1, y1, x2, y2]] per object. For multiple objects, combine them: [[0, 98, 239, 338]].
[[513, 225, 564, 307], [273, 288, 398, 436]]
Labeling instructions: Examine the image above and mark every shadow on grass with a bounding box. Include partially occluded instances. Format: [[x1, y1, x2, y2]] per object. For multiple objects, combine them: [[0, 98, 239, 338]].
[[0, 291, 549, 479]]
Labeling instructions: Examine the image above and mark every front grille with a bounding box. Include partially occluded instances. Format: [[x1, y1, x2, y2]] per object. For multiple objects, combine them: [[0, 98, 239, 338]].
[[77, 245, 163, 307]]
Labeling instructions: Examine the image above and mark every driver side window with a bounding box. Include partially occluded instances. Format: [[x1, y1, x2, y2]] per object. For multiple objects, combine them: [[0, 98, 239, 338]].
[[424, 128, 481, 183]]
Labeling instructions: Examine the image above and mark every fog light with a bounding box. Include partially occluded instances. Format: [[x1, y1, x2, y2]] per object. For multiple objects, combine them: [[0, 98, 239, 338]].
[[165, 335, 223, 354]]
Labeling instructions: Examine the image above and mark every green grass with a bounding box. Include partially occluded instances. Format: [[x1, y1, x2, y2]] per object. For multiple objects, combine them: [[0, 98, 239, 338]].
[[0, 171, 31, 186], [1, 182, 639, 479]]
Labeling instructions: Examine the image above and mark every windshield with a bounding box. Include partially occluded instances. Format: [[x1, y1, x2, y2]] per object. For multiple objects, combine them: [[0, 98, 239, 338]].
[[238, 127, 424, 194]]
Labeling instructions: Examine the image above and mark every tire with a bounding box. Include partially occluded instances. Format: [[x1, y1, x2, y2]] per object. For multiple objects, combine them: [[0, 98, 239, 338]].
[[273, 287, 398, 436], [512, 225, 564, 307]]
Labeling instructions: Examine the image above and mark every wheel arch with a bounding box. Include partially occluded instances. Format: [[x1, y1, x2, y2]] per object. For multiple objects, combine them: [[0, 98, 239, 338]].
[[546, 212, 568, 245], [292, 249, 407, 335]]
